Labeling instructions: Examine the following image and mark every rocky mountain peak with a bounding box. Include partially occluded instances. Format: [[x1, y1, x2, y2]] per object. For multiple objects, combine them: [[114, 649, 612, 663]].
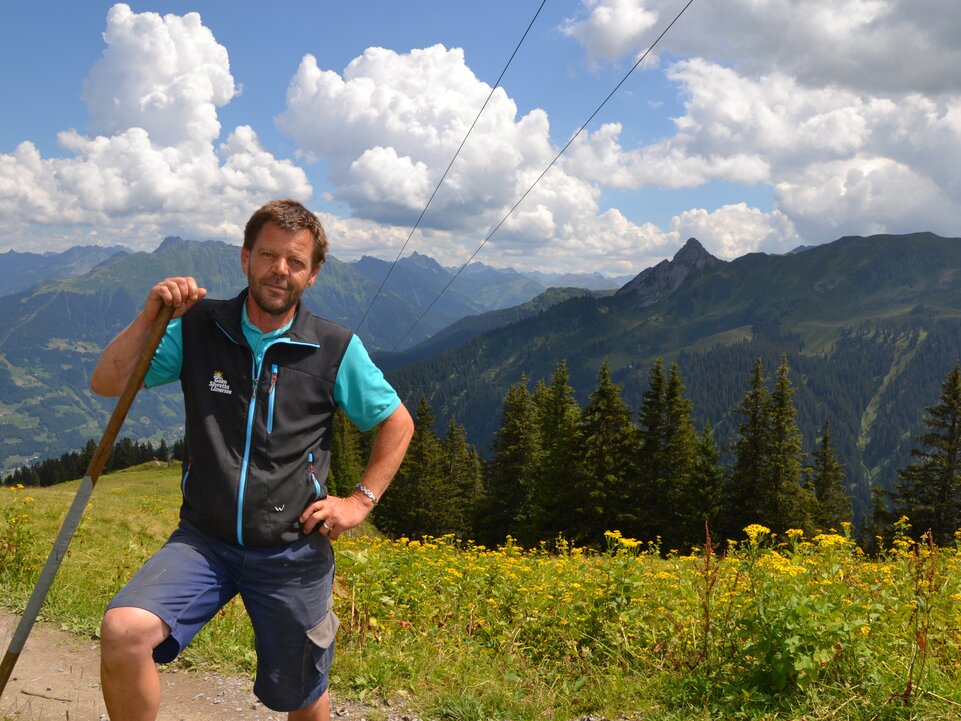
[[615, 237, 722, 304]]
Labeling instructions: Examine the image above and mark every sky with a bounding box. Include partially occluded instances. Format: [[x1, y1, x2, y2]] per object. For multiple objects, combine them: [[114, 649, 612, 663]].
[[1, 0, 959, 276]]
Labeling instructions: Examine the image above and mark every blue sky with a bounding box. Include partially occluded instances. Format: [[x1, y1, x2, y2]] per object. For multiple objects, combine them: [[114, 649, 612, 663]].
[[1, 1, 958, 274]]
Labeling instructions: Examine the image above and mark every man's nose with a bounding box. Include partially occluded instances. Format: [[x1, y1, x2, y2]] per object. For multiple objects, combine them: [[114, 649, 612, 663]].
[[272, 257, 289, 275]]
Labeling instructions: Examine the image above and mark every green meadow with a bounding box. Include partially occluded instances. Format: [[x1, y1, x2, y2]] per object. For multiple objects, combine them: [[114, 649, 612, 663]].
[[3, 467, 961, 720]]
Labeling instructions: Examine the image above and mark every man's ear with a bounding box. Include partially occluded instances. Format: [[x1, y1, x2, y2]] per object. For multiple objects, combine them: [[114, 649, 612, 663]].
[[306, 265, 321, 288], [241, 246, 249, 275]]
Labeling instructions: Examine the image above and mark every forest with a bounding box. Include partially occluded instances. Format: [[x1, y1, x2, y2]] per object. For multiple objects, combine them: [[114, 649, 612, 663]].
[[355, 356, 961, 553], [6, 355, 961, 554]]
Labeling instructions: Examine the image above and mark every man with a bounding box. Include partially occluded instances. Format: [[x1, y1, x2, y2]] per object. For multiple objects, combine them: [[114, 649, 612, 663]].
[[90, 199, 414, 721]]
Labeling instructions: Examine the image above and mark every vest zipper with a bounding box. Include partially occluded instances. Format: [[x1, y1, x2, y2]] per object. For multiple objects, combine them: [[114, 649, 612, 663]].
[[307, 453, 324, 499], [181, 458, 192, 496], [267, 364, 279, 434], [235, 361, 261, 546]]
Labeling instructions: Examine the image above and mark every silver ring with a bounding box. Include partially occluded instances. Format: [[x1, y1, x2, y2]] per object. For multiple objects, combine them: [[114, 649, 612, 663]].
[[322, 521, 332, 531]]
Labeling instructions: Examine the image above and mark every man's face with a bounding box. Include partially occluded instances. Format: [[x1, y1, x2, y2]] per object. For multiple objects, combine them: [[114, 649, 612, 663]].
[[241, 222, 319, 318]]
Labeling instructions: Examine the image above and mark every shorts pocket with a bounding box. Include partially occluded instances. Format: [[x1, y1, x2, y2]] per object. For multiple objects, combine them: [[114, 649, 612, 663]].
[[307, 607, 340, 649]]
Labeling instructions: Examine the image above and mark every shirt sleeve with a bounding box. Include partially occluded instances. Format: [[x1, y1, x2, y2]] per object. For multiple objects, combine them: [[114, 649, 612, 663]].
[[334, 334, 401, 432], [144, 317, 184, 388]]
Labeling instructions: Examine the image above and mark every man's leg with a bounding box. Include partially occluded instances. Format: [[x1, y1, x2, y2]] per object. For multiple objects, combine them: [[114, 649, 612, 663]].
[[240, 533, 336, 717], [288, 689, 330, 721], [100, 606, 170, 721]]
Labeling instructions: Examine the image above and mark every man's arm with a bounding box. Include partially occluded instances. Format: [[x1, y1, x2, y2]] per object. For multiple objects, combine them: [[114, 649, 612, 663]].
[[90, 277, 206, 397], [300, 402, 414, 538]]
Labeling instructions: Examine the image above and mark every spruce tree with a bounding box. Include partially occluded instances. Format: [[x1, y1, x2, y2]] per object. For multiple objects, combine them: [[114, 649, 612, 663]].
[[859, 486, 897, 554], [479, 377, 539, 546], [893, 362, 961, 545], [661, 363, 700, 552], [724, 358, 770, 538], [329, 408, 364, 497], [441, 420, 484, 537], [577, 360, 639, 546], [808, 420, 851, 532], [157, 438, 170, 463], [683, 425, 725, 550], [767, 356, 815, 533], [522, 362, 583, 545], [172, 438, 185, 462], [636, 359, 669, 541], [374, 396, 444, 538]]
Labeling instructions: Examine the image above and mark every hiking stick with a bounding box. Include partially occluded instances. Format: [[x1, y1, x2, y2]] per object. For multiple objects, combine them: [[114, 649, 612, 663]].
[[0, 304, 175, 698]]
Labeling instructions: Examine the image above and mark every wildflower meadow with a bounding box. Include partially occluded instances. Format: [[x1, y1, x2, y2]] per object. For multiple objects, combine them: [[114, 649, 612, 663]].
[[3, 471, 961, 720]]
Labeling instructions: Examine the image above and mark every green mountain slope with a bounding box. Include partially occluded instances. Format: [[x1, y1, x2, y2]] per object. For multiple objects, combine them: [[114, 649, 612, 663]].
[[385, 233, 961, 520], [0, 245, 129, 297], [0, 237, 561, 473]]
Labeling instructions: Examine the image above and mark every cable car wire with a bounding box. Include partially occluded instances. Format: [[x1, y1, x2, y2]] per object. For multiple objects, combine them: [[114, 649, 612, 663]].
[[391, 0, 697, 351], [354, 0, 550, 335]]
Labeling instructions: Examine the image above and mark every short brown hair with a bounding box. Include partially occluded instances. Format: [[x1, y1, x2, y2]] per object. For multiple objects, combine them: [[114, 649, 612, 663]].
[[244, 199, 329, 269]]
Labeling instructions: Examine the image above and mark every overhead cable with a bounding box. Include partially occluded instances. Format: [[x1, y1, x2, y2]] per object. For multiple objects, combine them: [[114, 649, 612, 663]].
[[391, 0, 697, 352], [353, 0, 550, 335]]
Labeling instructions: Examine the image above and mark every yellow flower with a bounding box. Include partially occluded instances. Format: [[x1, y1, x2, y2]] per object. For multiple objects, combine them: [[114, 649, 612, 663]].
[[744, 524, 771, 543], [813, 532, 850, 548]]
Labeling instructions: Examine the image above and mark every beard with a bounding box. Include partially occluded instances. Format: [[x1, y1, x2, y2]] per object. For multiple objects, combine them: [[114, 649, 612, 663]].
[[247, 272, 305, 316]]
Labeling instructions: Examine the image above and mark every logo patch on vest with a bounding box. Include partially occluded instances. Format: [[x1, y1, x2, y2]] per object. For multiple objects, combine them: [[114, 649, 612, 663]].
[[208, 371, 232, 395]]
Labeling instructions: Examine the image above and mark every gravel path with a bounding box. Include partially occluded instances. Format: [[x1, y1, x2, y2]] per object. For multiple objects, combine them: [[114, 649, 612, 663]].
[[0, 614, 392, 721]]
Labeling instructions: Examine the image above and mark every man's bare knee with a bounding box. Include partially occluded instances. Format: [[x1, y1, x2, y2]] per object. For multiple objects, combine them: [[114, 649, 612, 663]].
[[101, 607, 169, 660]]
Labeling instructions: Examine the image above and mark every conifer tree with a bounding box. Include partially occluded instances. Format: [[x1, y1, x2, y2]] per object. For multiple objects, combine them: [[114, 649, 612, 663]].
[[635, 359, 669, 540], [441, 420, 484, 537], [893, 362, 961, 545], [577, 360, 639, 546], [808, 420, 851, 531], [329, 408, 364, 496], [683, 425, 725, 550], [172, 438, 185, 462], [479, 376, 539, 546], [375, 396, 444, 538], [80, 439, 97, 470], [521, 362, 583, 545], [660, 363, 700, 551], [859, 486, 897, 555], [724, 358, 771, 538], [767, 356, 815, 533]]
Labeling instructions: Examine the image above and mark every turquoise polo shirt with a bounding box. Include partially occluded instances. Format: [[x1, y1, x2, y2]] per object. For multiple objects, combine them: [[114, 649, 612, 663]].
[[145, 305, 400, 432]]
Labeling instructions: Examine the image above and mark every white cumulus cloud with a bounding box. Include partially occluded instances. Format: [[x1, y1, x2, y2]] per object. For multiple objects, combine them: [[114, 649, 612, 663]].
[[0, 4, 311, 252], [558, 0, 961, 246], [276, 42, 673, 272], [560, 0, 659, 63], [672, 204, 800, 259]]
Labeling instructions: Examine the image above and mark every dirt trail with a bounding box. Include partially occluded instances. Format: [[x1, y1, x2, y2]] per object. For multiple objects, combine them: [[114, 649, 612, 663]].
[[0, 614, 382, 721]]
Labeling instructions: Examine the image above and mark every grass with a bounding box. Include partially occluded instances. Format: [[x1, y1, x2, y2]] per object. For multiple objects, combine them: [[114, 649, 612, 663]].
[[3, 472, 961, 720]]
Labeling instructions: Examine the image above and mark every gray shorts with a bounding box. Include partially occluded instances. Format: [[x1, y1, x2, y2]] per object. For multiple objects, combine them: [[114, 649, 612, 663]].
[[108, 521, 339, 712]]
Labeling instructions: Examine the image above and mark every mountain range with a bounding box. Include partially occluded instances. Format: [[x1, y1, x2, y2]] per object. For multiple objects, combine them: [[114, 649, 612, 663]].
[[2, 231, 960, 525], [0, 245, 129, 295], [384, 232, 961, 520], [0, 238, 622, 473]]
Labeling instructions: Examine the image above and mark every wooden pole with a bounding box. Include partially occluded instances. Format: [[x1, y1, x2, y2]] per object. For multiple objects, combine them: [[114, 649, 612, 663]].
[[0, 304, 175, 698]]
